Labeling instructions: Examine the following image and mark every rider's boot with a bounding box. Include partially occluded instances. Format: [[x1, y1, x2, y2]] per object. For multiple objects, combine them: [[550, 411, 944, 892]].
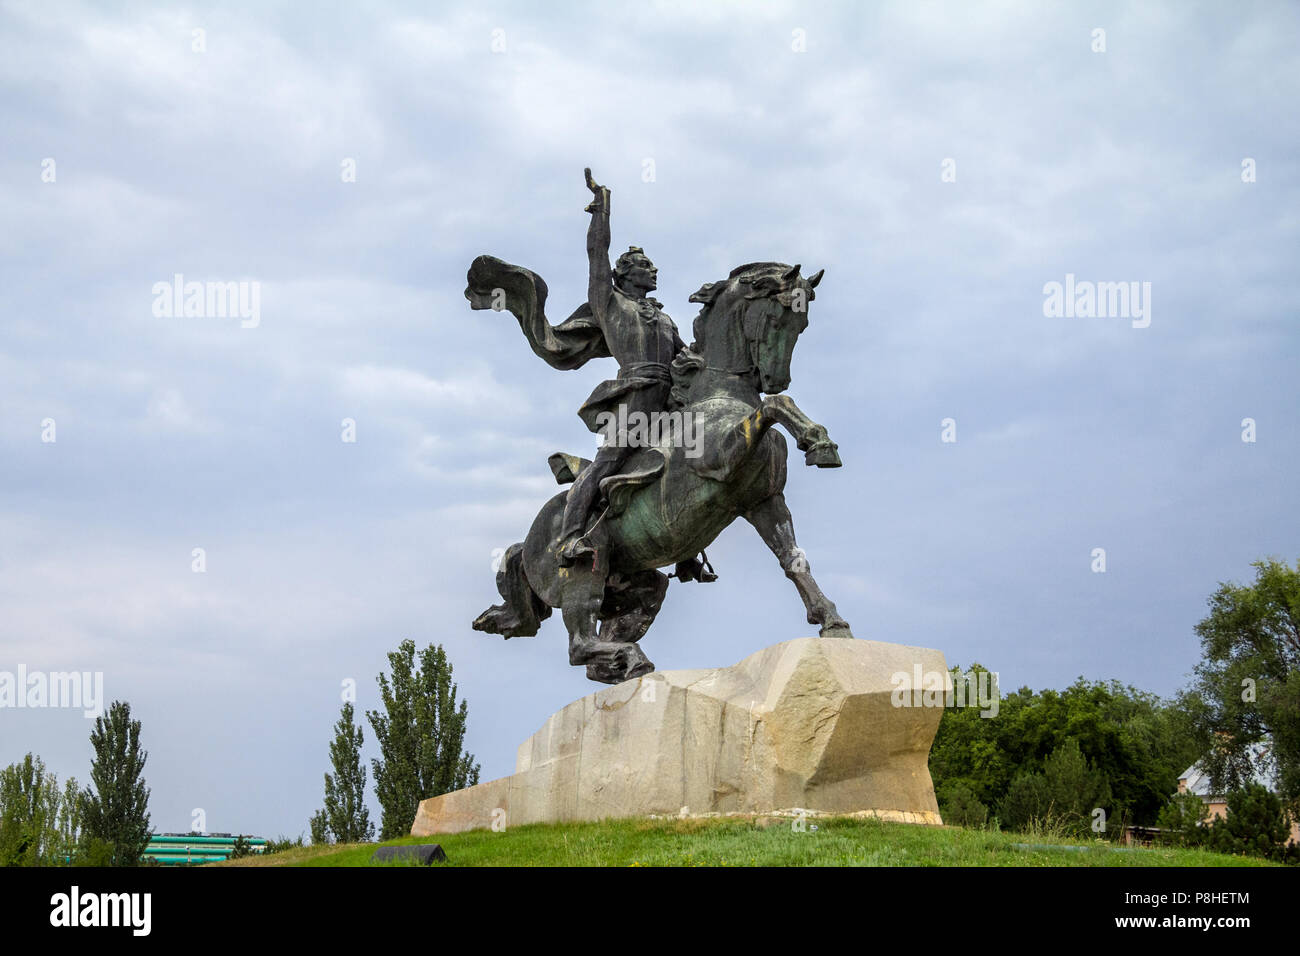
[[558, 533, 596, 567], [558, 451, 615, 566]]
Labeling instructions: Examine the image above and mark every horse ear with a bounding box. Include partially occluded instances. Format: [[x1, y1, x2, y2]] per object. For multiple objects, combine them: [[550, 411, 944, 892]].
[[783, 264, 801, 283], [807, 268, 824, 288], [689, 281, 719, 304]]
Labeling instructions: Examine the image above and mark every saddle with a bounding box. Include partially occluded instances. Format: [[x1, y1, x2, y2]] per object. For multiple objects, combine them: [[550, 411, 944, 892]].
[[547, 451, 717, 583], [547, 450, 664, 517]]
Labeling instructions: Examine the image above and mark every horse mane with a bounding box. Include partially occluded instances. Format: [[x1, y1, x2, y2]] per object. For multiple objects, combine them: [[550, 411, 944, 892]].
[[669, 262, 802, 408], [668, 347, 705, 410], [686, 261, 810, 354]]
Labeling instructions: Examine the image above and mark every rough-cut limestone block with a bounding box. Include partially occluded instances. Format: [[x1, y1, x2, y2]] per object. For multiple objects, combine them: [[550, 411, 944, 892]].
[[411, 638, 949, 836]]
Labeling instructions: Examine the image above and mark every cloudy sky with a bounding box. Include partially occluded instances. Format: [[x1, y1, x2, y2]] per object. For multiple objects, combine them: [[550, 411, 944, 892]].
[[2, 0, 1296, 839]]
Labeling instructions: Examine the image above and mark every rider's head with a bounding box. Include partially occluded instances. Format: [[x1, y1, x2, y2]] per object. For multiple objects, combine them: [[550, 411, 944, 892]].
[[614, 246, 658, 296]]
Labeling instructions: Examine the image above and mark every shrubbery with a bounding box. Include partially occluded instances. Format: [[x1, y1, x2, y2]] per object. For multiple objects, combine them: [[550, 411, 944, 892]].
[[930, 668, 1198, 833], [1155, 784, 1297, 863]]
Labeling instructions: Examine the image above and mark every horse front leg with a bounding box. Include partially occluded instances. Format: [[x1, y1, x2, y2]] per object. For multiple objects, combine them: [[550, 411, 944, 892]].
[[744, 492, 853, 638], [697, 395, 840, 480], [691, 403, 776, 481], [760, 394, 842, 467]]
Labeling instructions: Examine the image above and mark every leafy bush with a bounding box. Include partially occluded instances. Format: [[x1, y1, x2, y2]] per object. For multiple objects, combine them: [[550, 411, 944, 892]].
[[309, 810, 330, 845], [938, 780, 988, 828], [1206, 784, 1298, 864], [72, 837, 117, 867], [996, 739, 1112, 837], [263, 834, 305, 855], [0, 754, 72, 865], [930, 666, 1198, 828], [1154, 791, 1210, 847]]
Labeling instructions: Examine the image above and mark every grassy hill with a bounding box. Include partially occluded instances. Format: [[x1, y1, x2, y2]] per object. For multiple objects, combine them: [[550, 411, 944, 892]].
[[217, 815, 1280, 867]]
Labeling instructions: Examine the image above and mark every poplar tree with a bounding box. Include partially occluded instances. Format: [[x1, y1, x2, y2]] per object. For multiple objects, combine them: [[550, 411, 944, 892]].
[[311, 701, 374, 843], [81, 700, 152, 866], [0, 753, 60, 865], [368, 640, 480, 840]]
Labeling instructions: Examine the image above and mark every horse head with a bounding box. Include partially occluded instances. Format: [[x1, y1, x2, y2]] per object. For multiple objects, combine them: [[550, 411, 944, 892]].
[[688, 262, 824, 394]]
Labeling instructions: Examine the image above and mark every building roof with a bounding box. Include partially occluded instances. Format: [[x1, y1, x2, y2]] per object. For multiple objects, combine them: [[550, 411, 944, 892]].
[[1179, 741, 1279, 798]]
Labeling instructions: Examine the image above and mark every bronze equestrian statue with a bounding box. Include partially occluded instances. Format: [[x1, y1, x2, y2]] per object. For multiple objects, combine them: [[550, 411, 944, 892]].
[[467, 168, 853, 684]]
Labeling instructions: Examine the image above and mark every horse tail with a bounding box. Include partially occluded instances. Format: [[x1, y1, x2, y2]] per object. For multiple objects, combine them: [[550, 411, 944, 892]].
[[472, 542, 552, 638]]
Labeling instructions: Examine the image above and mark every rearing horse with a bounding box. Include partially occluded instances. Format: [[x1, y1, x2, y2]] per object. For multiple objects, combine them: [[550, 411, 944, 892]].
[[471, 258, 853, 683]]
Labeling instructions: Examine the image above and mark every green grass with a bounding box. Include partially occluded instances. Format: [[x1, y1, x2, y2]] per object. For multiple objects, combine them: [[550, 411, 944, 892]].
[[215, 815, 1281, 867]]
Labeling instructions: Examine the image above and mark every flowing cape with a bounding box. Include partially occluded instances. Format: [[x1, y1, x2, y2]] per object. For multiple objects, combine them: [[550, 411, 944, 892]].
[[466, 254, 673, 434], [465, 255, 610, 371]]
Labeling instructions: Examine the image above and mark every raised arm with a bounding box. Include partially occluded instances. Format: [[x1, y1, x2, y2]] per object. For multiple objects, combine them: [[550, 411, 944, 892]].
[[584, 167, 612, 318]]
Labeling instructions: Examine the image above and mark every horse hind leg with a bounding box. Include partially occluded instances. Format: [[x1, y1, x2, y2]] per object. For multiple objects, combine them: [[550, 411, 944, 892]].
[[559, 561, 656, 684], [472, 543, 551, 638], [598, 569, 670, 646], [744, 492, 853, 638], [553, 534, 656, 684]]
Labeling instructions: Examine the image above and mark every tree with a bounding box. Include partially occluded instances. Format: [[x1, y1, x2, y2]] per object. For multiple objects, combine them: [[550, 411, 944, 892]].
[[229, 834, 252, 859], [1154, 791, 1211, 847], [996, 738, 1112, 837], [1184, 558, 1300, 815], [998, 771, 1052, 832], [367, 640, 481, 840], [1206, 783, 1298, 864], [936, 779, 988, 828], [929, 665, 1198, 827], [309, 810, 329, 846], [0, 753, 60, 865], [312, 701, 374, 844], [81, 700, 152, 867], [53, 776, 84, 865]]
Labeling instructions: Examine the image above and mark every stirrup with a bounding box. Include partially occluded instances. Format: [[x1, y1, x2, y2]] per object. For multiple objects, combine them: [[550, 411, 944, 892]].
[[671, 551, 718, 583], [558, 535, 596, 567]]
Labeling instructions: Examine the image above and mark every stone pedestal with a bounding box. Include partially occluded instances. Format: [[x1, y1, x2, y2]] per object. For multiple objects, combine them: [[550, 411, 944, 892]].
[[411, 638, 949, 835]]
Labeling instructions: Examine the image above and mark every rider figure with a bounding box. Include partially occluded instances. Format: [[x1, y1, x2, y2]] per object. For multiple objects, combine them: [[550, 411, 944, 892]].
[[558, 169, 687, 566]]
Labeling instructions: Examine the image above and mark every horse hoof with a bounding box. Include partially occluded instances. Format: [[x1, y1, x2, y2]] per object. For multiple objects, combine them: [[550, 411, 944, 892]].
[[625, 657, 655, 680], [585, 662, 621, 684], [585, 647, 655, 686], [473, 605, 520, 637], [819, 624, 855, 639], [615, 644, 654, 681], [805, 442, 841, 468]]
